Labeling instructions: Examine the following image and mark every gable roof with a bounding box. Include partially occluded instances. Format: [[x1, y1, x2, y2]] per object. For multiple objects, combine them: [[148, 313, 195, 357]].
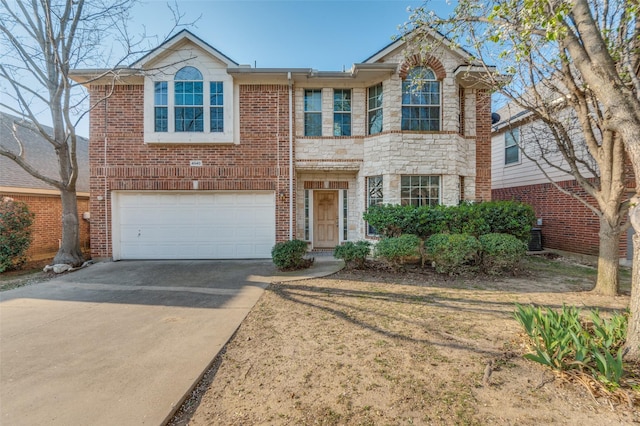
[[131, 29, 239, 69], [362, 27, 480, 65], [0, 112, 89, 193]]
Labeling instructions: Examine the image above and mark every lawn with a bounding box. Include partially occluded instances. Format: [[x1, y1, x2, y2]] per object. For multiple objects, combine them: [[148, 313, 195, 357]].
[[170, 255, 638, 425]]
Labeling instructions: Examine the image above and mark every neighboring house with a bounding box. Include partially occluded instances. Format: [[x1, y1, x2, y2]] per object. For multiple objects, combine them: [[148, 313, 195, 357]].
[[0, 112, 90, 262], [70, 29, 494, 260], [491, 104, 635, 261]]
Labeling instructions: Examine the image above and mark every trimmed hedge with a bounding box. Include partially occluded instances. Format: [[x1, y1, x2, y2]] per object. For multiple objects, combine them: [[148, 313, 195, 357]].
[[425, 233, 482, 274], [271, 239, 311, 270], [0, 198, 34, 273], [334, 240, 371, 269], [479, 233, 527, 275], [363, 201, 535, 242], [374, 234, 422, 268]]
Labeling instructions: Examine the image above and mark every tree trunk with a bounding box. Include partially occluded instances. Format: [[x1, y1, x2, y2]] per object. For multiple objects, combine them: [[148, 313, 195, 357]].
[[592, 218, 621, 296], [626, 204, 640, 359], [52, 188, 84, 266]]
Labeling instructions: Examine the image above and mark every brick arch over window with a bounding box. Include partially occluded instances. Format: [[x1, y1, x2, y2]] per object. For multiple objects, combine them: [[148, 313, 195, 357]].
[[399, 55, 446, 80]]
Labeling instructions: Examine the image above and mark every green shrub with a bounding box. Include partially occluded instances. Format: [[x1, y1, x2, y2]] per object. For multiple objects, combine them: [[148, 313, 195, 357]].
[[477, 201, 536, 242], [514, 304, 629, 389], [425, 233, 481, 274], [363, 201, 535, 241], [271, 239, 311, 270], [0, 197, 34, 273], [374, 234, 422, 269], [333, 240, 371, 269], [363, 204, 420, 237], [479, 233, 527, 275]]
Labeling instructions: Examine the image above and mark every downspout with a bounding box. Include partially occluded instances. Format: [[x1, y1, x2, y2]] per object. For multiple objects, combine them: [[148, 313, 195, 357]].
[[288, 72, 293, 241], [103, 96, 110, 258]]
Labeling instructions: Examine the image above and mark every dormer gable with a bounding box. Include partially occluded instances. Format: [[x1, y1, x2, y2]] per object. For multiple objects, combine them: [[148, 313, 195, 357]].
[[133, 29, 238, 70]]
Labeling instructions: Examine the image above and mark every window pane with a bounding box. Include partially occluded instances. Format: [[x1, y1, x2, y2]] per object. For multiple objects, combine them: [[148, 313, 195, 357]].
[[175, 107, 204, 132], [304, 90, 322, 111], [305, 112, 322, 136], [367, 175, 383, 235], [154, 107, 167, 132], [400, 175, 440, 207], [368, 84, 383, 109], [210, 81, 224, 106], [175, 66, 203, 81], [334, 89, 351, 112], [368, 109, 382, 135], [505, 128, 519, 164], [210, 107, 224, 132], [505, 145, 519, 164], [334, 113, 351, 136], [154, 82, 167, 105]]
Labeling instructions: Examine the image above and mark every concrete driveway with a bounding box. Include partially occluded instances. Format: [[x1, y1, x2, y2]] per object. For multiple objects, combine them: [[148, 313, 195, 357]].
[[0, 258, 342, 426]]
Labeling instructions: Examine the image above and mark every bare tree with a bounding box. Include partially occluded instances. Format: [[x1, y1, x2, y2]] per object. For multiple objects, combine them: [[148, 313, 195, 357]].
[[0, 0, 188, 266], [403, 0, 640, 357]]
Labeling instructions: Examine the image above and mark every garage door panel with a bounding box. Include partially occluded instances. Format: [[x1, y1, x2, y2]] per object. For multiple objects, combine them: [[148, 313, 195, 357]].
[[115, 192, 275, 259]]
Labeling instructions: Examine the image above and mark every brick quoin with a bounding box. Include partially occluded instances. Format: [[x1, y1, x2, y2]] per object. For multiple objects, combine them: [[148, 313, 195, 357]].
[[475, 90, 492, 201], [0, 193, 90, 262], [88, 83, 293, 259], [493, 181, 628, 257]]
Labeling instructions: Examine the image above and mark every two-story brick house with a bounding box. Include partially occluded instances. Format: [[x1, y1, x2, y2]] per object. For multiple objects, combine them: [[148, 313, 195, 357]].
[[70, 30, 493, 260]]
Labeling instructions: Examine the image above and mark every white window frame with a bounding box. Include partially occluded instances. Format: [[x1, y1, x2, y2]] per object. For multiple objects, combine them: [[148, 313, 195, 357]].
[[366, 175, 383, 236], [401, 67, 441, 132], [505, 128, 520, 165], [400, 175, 441, 207], [143, 65, 235, 144], [368, 83, 383, 135]]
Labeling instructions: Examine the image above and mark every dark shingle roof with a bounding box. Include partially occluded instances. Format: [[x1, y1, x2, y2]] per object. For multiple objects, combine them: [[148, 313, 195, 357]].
[[0, 111, 89, 193]]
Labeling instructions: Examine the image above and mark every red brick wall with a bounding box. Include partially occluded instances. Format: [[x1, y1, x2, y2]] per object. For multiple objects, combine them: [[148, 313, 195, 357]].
[[475, 90, 492, 201], [1, 192, 90, 262], [492, 180, 627, 257], [88, 83, 293, 259]]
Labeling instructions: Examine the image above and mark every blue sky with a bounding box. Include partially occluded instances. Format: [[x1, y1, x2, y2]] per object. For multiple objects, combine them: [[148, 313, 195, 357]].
[[131, 0, 455, 70], [3, 1, 458, 136]]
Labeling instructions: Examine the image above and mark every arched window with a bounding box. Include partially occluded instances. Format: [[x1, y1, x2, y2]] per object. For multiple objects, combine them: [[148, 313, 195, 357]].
[[174, 66, 204, 132], [401, 67, 440, 131]]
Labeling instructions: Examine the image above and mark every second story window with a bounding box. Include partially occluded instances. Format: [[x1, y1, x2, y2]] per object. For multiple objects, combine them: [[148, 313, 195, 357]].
[[175, 66, 204, 132], [333, 89, 351, 136], [368, 83, 383, 135], [505, 128, 520, 165], [402, 67, 440, 131], [304, 89, 322, 136], [210, 81, 224, 133], [154, 81, 168, 132]]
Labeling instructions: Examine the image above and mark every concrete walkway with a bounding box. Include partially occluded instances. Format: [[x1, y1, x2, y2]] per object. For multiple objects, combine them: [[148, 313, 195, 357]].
[[0, 257, 343, 426]]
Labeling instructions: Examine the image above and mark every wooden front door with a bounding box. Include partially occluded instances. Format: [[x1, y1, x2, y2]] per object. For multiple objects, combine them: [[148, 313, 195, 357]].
[[313, 191, 339, 248]]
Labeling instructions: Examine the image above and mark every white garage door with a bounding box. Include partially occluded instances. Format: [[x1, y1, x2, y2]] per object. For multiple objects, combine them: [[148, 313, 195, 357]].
[[113, 192, 275, 260]]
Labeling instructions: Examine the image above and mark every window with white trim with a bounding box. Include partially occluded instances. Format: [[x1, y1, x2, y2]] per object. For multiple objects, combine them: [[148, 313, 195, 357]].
[[174, 66, 204, 132], [145, 64, 231, 143], [401, 175, 440, 207], [333, 89, 351, 136], [367, 175, 383, 235], [210, 82, 224, 133], [368, 84, 383, 135], [505, 128, 520, 165], [304, 89, 322, 136], [402, 67, 440, 131]]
